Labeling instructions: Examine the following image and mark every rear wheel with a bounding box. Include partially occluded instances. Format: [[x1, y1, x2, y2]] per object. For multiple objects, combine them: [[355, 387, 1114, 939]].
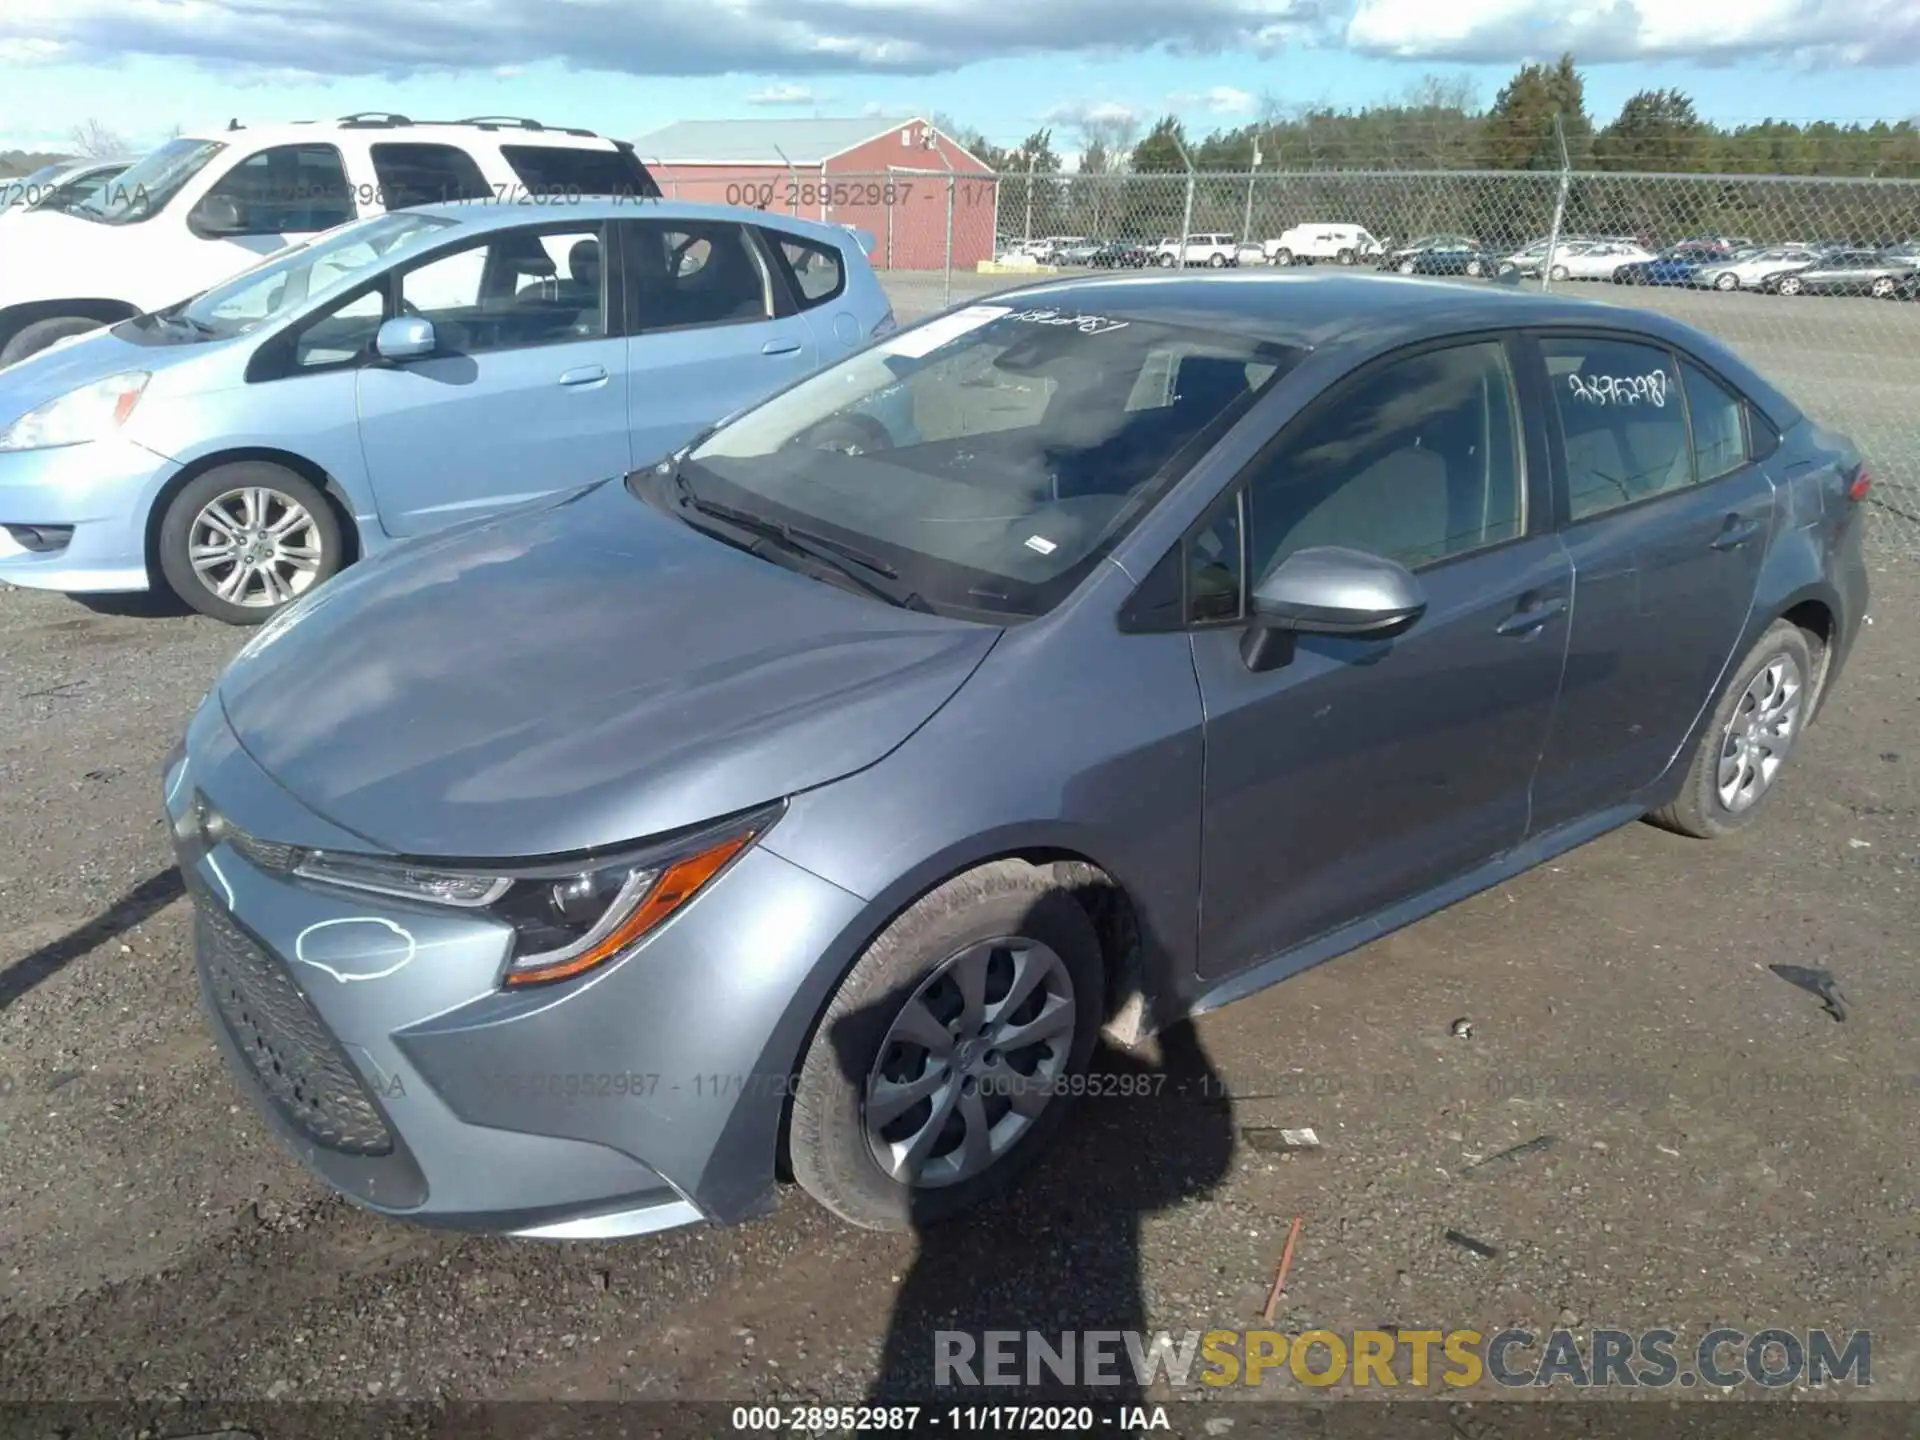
[[1648, 620, 1816, 839], [1871, 276, 1897, 298], [1714, 272, 1739, 291], [1336, 248, 1356, 265], [0, 315, 105, 367], [788, 860, 1105, 1230], [1157, 253, 1176, 268], [1777, 275, 1803, 295], [1548, 263, 1570, 282], [157, 462, 343, 625], [1272, 248, 1293, 267], [1208, 252, 1227, 268]]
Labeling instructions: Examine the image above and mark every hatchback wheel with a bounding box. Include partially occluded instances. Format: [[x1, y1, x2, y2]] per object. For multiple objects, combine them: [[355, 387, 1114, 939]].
[[788, 859, 1104, 1229], [158, 462, 343, 625], [1648, 620, 1816, 839]]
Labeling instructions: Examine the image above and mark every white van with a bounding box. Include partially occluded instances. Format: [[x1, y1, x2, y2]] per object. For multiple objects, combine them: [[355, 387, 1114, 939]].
[[1263, 223, 1384, 266], [0, 113, 658, 366]]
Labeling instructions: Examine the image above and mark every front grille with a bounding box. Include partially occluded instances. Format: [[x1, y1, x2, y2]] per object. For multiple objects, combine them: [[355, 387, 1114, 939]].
[[190, 876, 396, 1156]]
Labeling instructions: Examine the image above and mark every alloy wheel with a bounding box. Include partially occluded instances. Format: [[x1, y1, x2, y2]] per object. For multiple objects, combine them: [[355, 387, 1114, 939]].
[[1717, 655, 1804, 813], [188, 486, 325, 609], [863, 936, 1077, 1188]]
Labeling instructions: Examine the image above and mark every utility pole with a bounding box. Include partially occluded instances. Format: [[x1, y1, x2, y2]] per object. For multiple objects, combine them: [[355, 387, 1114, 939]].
[[1242, 137, 1262, 244]]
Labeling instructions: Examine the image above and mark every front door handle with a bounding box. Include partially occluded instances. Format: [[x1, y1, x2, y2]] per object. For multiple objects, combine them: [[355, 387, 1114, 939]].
[[559, 365, 608, 386], [762, 338, 803, 356], [1495, 596, 1569, 637], [1711, 514, 1763, 551]]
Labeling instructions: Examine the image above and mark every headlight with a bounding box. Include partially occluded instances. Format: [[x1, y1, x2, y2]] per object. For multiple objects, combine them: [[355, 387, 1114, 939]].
[[272, 803, 780, 986], [0, 370, 150, 452]]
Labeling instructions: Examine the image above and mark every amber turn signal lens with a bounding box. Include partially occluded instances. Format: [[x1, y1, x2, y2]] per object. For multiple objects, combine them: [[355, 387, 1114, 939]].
[[503, 829, 757, 986]]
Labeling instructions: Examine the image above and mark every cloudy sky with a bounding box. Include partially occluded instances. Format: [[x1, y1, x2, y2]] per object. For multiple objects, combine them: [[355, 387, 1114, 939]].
[[1, 0, 1916, 157]]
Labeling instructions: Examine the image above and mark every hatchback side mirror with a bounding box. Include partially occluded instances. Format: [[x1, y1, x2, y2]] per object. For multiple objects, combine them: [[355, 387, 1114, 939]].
[[1241, 546, 1427, 672], [374, 316, 436, 362]]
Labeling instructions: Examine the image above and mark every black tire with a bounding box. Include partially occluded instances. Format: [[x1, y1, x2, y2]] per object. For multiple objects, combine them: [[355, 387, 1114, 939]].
[[1548, 263, 1570, 282], [1714, 272, 1739, 291], [1336, 248, 1355, 265], [157, 461, 344, 625], [1208, 253, 1227, 268], [1397, 260, 1417, 275], [788, 859, 1106, 1231], [1272, 248, 1293, 267], [1647, 620, 1818, 840], [0, 315, 105, 367]]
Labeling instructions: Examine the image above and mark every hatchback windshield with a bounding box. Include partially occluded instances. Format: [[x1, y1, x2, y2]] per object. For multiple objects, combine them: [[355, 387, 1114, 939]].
[[170, 210, 455, 338], [70, 138, 225, 224], [665, 303, 1302, 619]]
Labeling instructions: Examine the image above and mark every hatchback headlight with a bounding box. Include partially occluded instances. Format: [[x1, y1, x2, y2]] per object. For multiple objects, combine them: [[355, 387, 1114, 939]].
[[0, 370, 150, 452], [253, 804, 778, 986]]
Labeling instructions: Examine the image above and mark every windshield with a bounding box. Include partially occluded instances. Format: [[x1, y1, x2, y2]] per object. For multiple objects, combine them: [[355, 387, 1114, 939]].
[[666, 303, 1303, 619], [34, 165, 126, 215], [172, 210, 455, 338], [71, 138, 224, 224]]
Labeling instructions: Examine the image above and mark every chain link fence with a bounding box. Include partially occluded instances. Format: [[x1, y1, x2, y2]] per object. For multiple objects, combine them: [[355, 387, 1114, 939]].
[[847, 161, 1920, 560]]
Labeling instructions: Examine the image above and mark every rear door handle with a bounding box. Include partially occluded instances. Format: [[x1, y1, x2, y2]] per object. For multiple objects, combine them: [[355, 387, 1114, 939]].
[[1495, 596, 1568, 637], [1711, 514, 1763, 551], [762, 338, 803, 356], [559, 365, 608, 386]]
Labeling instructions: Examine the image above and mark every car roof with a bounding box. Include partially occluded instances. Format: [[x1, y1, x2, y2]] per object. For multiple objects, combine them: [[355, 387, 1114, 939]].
[[178, 120, 623, 150], [397, 196, 862, 249], [983, 271, 1805, 427]]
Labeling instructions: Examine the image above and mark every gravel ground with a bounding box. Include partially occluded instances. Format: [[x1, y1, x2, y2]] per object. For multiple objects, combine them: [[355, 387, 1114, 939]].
[[0, 277, 1916, 1416]]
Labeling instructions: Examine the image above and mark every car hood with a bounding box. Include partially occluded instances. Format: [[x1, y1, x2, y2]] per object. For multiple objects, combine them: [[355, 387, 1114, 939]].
[[216, 479, 1002, 859], [0, 321, 169, 417]]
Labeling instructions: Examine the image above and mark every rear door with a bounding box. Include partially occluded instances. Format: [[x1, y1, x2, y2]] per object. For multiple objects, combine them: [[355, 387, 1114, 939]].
[[618, 217, 820, 465], [761, 227, 872, 359], [1524, 332, 1775, 834], [355, 219, 631, 534]]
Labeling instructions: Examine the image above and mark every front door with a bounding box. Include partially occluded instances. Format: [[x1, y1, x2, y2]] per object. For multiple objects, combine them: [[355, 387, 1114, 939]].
[[1524, 333, 1774, 833], [356, 221, 631, 536], [617, 217, 820, 466], [1193, 338, 1572, 979]]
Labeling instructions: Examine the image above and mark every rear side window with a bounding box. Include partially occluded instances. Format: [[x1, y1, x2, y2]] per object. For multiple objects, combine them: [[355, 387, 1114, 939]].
[[499, 145, 657, 200], [768, 232, 845, 305], [1541, 336, 1690, 521], [1679, 361, 1747, 481], [624, 220, 771, 331], [369, 143, 491, 209]]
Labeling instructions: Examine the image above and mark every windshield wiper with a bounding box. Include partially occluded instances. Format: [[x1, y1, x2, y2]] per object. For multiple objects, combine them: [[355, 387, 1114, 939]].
[[671, 465, 930, 612]]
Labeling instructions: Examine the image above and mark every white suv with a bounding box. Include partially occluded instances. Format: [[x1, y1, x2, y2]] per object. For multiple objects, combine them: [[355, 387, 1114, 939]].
[[0, 113, 658, 366], [1264, 223, 1383, 266], [1153, 233, 1237, 267]]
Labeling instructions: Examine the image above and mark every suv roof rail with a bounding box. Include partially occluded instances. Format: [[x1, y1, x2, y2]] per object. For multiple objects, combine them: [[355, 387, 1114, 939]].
[[455, 115, 600, 138], [337, 112, 415, 127]]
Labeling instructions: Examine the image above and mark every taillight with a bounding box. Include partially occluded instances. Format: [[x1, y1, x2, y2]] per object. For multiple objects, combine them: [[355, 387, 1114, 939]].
[[1848, 467, 1873, 502]]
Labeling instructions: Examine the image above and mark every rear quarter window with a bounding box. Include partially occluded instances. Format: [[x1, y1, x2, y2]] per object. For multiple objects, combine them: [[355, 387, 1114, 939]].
[[499, 145, 657, 201], [766, 232, 846, 306]]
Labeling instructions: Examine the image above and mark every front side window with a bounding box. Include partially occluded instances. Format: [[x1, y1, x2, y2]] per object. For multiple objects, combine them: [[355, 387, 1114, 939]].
[[1243, 341, 1525, 581], [1541, 336, 1690, 521], [626, 221, 770, 331], [196, 145, 356, 236], [668, 305, 1302, 618], [369, 143, 492, 209], [399, 225, 607, 353], [175, 209, 454, 340], [66, 138, 225, 225]]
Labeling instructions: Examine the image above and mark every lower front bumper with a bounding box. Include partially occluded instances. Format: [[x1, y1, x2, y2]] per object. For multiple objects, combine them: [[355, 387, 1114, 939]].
[[0, 435, 174, 592]]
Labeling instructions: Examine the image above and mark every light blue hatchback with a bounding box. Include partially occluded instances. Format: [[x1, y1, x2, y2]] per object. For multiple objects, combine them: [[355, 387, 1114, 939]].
[[0, 199, 894, 622]]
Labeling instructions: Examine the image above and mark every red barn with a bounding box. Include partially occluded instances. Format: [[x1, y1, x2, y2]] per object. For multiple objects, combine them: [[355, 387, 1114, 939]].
[[634, 115, 997, 271]]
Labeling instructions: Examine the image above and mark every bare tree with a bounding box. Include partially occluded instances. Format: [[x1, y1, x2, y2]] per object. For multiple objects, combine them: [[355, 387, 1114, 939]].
[[1077, 114, 1140, 175], [68, 118, 132, 159]]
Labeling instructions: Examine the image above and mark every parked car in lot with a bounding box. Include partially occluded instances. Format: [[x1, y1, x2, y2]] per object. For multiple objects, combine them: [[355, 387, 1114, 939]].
[[1762, 249, 1920, 298], [1086, 239, 1151, 269], [1609, 245, 1724, 286], [0, 158, 136, 224], [0, 200, 890, 622], [165, 272, 1870, 1238], [1692, 245, 1824, 291], [1540, 240, 1655, 281], [1390, 240, 1504, 277], [1264, 223, 1384, 266], [1378, 234, 1479, 269], [0, 114, 659, 368], [1154, 233, 1238, 267], [1048, 240, 1103, 267]]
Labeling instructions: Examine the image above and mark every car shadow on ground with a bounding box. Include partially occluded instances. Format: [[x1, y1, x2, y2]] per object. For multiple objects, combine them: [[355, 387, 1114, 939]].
[[828, 997, 1236, 1426]]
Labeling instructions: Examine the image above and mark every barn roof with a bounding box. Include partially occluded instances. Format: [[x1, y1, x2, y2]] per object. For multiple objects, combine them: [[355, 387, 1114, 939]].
[[633, 115, 937, 166]]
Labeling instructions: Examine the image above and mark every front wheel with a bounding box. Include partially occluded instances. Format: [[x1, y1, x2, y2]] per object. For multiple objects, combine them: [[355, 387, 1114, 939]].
[[1647, 620, 1817, 839], [1397, 260, 1417, 275], [787, 860, 1105, 1230], [1714, 272, 1739, 291], [1208, 253, 1228, 268], [1272, 248, 1293, 267], [157, 462, 343, 625], [1777, 276, 1802, 295], [1156, 253, 1176, 268], [1548, 263, 1570, 282], [1465, 259, 1484, 277], [1336, 248, 1356, 265], [1871, 276, 1897, 298], [0, 315, 105, 367]]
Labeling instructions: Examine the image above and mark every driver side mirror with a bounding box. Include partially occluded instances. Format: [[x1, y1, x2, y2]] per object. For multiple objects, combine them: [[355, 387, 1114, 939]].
[[1240, 545, 1427, 672], [374, 316, 436, 362], [188, 195, 246, 238]]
